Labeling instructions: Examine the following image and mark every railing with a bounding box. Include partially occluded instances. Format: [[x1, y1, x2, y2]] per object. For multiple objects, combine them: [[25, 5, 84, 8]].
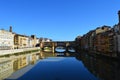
[[0, 47, 40, 56]]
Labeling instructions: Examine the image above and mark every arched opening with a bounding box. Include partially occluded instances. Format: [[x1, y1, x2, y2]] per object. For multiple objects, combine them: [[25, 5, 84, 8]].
[[43, 46, 52, 52], [67, 46, 76, 53], [55, 46, 66, 52]]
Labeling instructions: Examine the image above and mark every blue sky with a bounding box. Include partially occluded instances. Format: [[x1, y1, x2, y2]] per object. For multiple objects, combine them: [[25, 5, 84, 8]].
[[0, 0, 120, 41]]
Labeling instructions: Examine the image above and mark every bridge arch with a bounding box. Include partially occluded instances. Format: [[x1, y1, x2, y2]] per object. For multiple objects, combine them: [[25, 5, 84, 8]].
[[40, 41, 76, 53]]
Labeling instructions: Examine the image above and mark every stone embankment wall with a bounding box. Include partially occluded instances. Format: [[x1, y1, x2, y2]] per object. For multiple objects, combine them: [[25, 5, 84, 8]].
[[0, 47, 40, 56]]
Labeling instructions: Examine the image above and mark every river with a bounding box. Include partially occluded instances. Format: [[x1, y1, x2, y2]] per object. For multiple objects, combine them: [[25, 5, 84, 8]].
[[0, 51, 120, 80]]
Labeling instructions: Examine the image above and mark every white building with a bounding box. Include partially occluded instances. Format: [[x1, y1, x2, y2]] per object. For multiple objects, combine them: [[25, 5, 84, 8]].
[[42, 38, 52, 42], [28, 37, 33, 48], [0, 29, 14, 50], [36, 38, 40, 44]]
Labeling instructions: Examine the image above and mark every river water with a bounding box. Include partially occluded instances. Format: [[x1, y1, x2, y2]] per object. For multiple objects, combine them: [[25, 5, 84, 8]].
[[0, 51, 120, 80]]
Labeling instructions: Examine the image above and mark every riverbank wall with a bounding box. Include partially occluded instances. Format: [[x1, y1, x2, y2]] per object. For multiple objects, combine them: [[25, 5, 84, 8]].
[[0, 47, 40, 56]]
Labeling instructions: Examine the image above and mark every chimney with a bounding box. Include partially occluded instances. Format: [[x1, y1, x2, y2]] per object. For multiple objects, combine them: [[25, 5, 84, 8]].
[[9, 26, 12, 32], [118, 10, 120, 24]]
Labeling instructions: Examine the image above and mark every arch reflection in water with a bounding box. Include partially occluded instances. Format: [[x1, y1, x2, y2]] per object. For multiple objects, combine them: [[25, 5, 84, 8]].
[[55, 46, 76, 53], [76, 53, 120, 80], [55, 46, 66, 52], [67, 46, 76, 53]]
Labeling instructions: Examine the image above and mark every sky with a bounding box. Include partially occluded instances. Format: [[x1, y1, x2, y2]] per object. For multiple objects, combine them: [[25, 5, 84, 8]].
[[0, 0, 120, 41]]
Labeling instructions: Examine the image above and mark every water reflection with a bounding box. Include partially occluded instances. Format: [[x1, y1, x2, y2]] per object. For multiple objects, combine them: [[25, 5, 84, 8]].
[[0, 59, 13, 80], [55, 48, 66, 52], [16, 53, 98, 80], [0, 52, 40, 80], [55, 48, 76, 53], [76, 53, 120, 80], [0, 51, 119, 80]]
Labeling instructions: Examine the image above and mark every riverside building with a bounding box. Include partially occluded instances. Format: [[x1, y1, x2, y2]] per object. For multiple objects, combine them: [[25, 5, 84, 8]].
[[0, 29, 14, 50]]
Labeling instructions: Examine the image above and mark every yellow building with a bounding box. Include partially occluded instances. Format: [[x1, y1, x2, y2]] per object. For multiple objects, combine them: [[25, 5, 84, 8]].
[[14, 34, 38, 49], [14, 34, 28, 49]]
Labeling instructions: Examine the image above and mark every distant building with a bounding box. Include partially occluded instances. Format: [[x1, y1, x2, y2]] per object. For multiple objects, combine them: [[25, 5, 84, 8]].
[[0, 29, 14, 50], [39, 37, 52, 42]]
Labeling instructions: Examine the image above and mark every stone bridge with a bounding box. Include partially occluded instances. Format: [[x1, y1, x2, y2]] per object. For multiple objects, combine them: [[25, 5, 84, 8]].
[[40, 41, 76, 52]]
